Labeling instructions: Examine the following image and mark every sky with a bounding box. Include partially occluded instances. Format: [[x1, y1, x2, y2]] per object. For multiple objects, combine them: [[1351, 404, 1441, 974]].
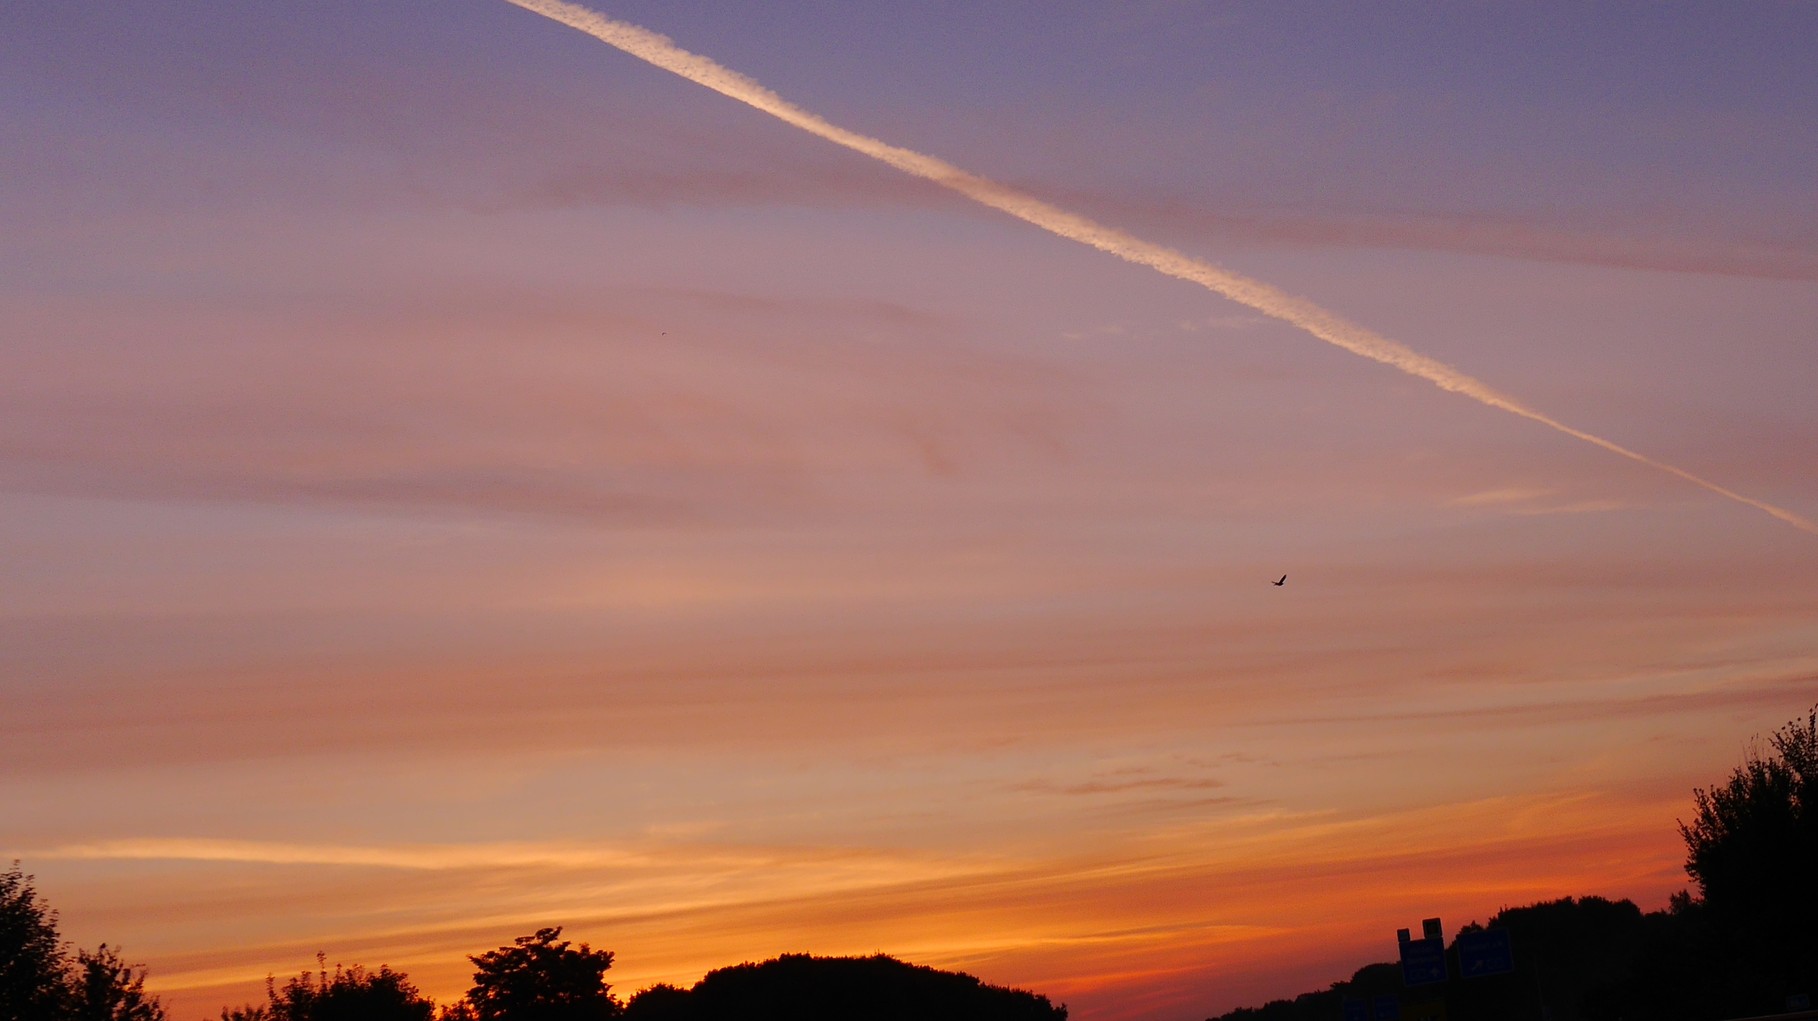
[[2, 2, 1816, 1019]]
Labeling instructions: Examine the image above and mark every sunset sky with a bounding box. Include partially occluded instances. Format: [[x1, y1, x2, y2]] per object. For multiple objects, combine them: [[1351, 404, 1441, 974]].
[[3, 3, 1816, 1019]]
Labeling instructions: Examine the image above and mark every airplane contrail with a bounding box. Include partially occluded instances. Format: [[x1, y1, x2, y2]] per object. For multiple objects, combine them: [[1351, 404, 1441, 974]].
[[501, 0, 1817, 537]]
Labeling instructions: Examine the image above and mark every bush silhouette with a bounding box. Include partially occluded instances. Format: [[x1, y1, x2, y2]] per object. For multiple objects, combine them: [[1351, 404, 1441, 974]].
[[622, 953, 1066, 1021], [218, 954, 434, 1021]]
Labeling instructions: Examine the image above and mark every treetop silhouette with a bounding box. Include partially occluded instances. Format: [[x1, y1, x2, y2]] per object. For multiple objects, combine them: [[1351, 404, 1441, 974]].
[[465, 926, 620, 1021], [0, 862, 165, 1021]]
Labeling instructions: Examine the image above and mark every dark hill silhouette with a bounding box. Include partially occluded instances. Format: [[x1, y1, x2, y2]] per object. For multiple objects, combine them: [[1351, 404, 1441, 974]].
[[622, 953, 1066, 1021], [1206, 897, 1658, 1021], [1207, 962, 1404, 1021], [1203, 893, 1801, 1021]]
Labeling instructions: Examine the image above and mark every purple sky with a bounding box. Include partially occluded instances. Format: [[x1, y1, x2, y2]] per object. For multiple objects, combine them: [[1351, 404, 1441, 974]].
[[4, 3, 1816, 1019]]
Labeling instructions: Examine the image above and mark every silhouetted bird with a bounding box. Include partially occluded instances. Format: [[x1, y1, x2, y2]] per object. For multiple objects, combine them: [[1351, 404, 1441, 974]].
[[1273, 575, 1287, 586]]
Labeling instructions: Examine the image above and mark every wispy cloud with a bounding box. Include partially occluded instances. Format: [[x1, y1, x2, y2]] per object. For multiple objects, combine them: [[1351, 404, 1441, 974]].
[[1447, 487, 1555, 507], [1015, 776, 1228, 797], [1071, 192, 1818, 284], [0, 281, 1086, 523], [19, 838, 656, 871], [1446, 487, 1624, 516], [13, 772, 1713, 1021], [1258, 670, 1818, 730]]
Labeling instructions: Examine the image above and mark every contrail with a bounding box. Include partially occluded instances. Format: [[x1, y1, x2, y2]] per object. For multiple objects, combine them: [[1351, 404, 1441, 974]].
[[502, 0, 1817, 537]]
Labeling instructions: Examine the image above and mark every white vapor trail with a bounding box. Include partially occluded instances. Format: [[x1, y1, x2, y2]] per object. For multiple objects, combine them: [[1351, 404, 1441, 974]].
[[502, 0, 1817, 537]]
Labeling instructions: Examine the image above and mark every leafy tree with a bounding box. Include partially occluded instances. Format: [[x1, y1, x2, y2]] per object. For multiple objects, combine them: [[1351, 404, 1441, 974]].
[[2, 862, 71, 1020], [1678, 703, 1818, 1008], [620, 984, 688, 1021], [70, 945, 163, 1021], [223, 955, 434, 1021], [2, 863, 166, 1021], [466, 928, 620, 1021]]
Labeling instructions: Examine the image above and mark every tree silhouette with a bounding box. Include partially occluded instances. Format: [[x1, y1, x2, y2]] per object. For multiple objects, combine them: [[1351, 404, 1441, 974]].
[[1678, 703, 1818, 1010], [71, 945, 163, 1021], [218, 954, 433, 1021], [2, 862, 71, 1020], [1, 863, 167, 1021], [619, 984, 689, 1021], [465, 928, 620, 1021]]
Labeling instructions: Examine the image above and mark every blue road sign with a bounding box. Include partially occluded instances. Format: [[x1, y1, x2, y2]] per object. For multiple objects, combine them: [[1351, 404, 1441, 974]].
[[1343, 998, 1369, 1021], [1398, 936, 1447, 986], [1372, 993, 1401, 1020], [1457, 928, 1515, 978]]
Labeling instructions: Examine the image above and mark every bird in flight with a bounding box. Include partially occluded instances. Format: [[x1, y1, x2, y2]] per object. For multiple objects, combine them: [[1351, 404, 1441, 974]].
[[1273, 575, 1287, 586]]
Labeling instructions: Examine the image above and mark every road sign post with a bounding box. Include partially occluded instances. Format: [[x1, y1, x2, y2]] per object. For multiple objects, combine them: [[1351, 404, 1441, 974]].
[[1398, 936, 1447, 987], [1456, 928, 1515, 978]]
